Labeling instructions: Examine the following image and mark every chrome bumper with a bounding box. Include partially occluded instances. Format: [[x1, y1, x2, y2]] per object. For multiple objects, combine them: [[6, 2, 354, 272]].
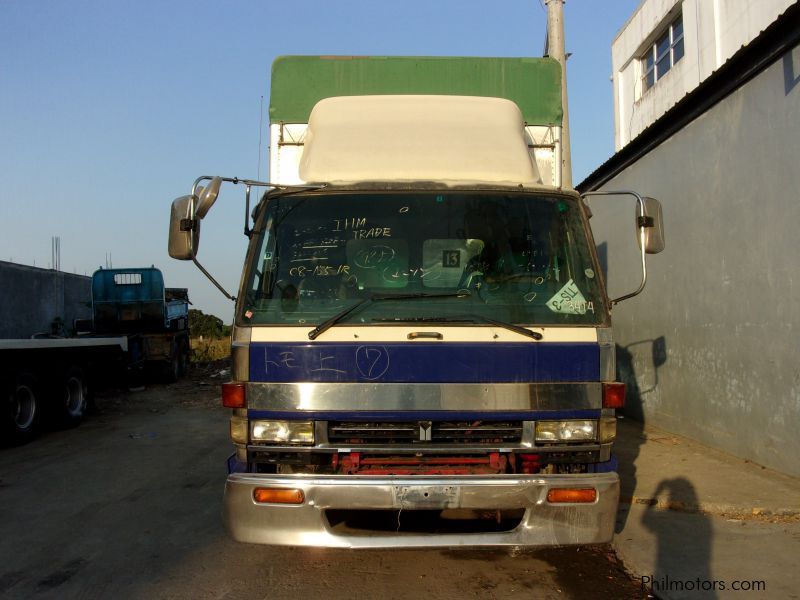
[[223, 472, 619, 548]]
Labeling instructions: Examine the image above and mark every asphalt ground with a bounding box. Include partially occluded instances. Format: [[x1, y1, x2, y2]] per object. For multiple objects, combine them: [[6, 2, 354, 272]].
[[0, 367, 644, 600]]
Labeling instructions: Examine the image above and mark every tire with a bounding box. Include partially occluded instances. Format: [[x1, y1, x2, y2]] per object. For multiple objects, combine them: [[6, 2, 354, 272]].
[[58, 367, 89, 428], [126, 365, 146, 390], [177, 341, 189, 377], [164, 347, 180, 383], [3, 372, 40, 446]]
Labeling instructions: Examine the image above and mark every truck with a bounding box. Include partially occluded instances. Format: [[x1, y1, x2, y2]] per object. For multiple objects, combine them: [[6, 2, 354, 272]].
[[168, 2, 664, 547], [1, 267, 190, 445], [87, 267, 191, 382]]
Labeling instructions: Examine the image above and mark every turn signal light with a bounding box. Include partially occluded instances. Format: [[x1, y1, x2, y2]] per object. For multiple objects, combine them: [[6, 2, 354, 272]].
[[602, 382, 625, 409], [253, 488, 305, 504], [222, 382, 246, 408], [547, 488, 597, 504]]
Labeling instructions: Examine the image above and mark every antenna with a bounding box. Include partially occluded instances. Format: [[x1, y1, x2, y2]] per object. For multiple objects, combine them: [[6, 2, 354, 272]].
[[257, 95, 264, 181]]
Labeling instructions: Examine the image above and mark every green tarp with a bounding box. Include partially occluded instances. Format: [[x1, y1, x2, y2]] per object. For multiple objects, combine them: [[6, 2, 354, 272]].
[[269, 56, 563, 126]]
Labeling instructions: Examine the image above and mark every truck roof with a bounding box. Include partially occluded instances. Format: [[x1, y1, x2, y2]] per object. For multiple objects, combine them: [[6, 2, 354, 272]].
[[269, 56, 563, 126]]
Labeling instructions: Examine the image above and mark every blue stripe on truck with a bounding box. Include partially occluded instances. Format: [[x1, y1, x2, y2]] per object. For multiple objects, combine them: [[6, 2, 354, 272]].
[[249, 342, 599, 383]]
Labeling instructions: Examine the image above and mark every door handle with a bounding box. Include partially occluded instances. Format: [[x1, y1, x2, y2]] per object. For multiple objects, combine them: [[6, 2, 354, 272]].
[[407, 331, 443, 340]]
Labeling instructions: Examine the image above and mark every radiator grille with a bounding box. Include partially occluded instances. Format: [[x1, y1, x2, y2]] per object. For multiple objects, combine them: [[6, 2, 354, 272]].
[[327, 421, 523, 445]]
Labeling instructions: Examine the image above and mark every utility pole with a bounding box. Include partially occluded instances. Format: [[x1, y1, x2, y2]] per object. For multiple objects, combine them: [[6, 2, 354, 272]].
[[545, 0, 572, 188], [51, 236, 61, 271]]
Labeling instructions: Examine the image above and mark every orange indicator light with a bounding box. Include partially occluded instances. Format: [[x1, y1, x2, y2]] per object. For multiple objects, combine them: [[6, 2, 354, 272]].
[[547, 488, 597, 504], [253, 488, 305, 504]]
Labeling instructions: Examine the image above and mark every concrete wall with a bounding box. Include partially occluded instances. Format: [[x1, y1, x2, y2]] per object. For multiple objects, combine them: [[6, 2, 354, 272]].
[[0, 261, 92, 338], [612, 0, 795, 148], [589, 43, 800, 477]]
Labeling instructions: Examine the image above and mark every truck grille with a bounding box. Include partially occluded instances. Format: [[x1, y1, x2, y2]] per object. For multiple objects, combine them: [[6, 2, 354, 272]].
[[327, 421, 523, 445]]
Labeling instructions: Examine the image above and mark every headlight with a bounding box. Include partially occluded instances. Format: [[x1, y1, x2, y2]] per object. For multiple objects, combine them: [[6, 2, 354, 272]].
[[535, 420, 597, 442], [251, 420, 314, 445]]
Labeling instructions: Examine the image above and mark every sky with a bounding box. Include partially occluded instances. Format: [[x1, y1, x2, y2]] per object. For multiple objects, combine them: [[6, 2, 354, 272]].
[[0, 0, 640, 321]]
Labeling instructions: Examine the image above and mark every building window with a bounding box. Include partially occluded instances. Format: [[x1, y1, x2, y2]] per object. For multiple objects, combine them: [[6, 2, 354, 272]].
[[642, 14, 684, 91]]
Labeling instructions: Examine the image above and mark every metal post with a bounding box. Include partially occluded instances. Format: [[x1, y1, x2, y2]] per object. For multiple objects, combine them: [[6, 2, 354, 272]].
[[545, 0, 572, 188]]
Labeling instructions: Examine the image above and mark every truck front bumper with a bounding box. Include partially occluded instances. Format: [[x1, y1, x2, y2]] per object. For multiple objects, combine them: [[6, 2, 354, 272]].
[[223, 472, 619, 548]]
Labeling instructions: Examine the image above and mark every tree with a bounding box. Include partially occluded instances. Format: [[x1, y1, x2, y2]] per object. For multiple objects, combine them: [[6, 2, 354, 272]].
[[188, 309, 231, 339]]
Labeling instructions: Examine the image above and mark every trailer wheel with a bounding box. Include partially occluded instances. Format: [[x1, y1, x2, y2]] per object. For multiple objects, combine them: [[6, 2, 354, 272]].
[[58, 367, 89, 428], [3, 372, 39, 445]]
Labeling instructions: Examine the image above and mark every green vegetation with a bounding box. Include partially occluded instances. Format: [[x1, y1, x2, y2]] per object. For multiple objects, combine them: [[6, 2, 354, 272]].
[[189, 309, 232, 339], [190, 337, 231, 362], [189, 309, 231, 362]]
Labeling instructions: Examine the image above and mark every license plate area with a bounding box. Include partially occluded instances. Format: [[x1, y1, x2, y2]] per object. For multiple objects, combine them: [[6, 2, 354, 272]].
[[393, 485, 460, 509]]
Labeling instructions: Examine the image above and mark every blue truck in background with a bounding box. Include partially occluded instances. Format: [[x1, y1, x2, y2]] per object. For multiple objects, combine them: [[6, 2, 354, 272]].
[[1, 267, 189, 445]]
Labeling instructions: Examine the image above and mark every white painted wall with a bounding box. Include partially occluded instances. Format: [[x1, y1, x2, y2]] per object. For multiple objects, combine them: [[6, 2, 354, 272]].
[[613, 0, 796, 149]]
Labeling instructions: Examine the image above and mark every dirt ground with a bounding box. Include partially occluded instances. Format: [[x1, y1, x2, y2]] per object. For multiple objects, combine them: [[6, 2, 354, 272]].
[[0, 362, 645, 599]]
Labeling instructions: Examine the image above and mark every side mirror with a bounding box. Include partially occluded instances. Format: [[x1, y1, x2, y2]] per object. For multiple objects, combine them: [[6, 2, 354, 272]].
[[196, 176, 222, 219], [168, 195, 199, 260], [637, 197, 665, 254], [580, 189, 666, 306]]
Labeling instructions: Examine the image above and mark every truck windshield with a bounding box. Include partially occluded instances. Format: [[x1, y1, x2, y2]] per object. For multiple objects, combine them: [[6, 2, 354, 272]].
[[240, 191, 607, 327]]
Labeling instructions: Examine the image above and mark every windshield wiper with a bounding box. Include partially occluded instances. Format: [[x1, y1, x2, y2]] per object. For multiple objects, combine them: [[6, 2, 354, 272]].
[[373, 314, 542, 340], [469, 314, 543, 340], [308, 291, 471, 340]]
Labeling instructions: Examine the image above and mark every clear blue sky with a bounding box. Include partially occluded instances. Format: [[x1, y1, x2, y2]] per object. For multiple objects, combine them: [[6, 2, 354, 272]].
[[0, 0, 639, 320]]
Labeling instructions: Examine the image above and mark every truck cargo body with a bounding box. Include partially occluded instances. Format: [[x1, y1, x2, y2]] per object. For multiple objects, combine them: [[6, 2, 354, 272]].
[[1, 267, 189, 445], [0, 336, 128, 444]]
